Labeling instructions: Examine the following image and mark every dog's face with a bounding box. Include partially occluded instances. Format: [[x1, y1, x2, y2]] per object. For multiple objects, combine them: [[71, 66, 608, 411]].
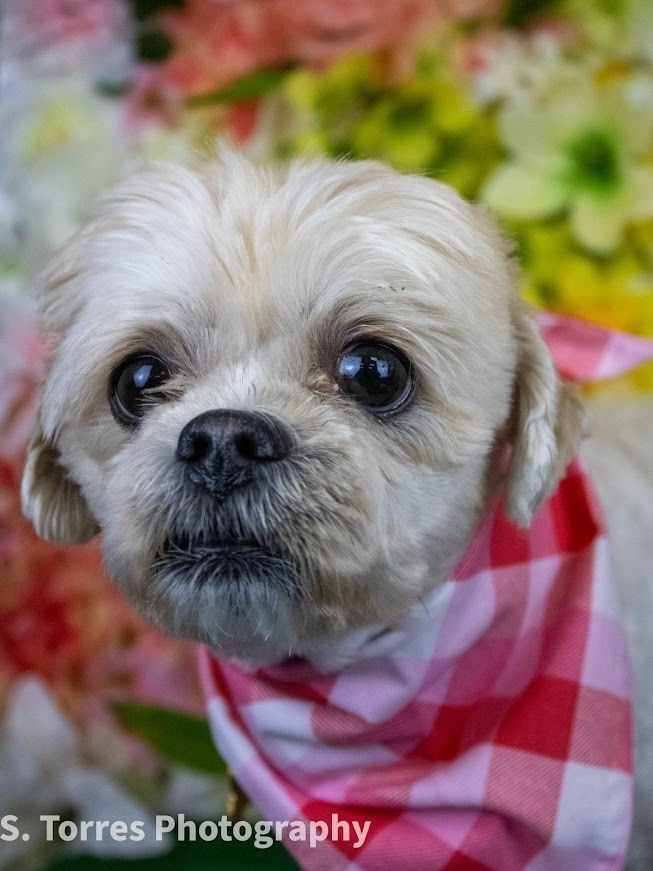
[[21, 152, 583, 664]]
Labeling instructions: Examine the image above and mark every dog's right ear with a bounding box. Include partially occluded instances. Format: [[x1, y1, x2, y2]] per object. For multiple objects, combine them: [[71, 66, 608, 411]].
[[505, 301, 585, 527], [20, 227, 99, 544], [21, 422, 99, 544]]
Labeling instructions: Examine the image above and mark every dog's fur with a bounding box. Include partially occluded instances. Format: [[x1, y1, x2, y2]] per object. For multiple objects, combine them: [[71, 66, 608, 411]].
[[23, 150, 652, 859]]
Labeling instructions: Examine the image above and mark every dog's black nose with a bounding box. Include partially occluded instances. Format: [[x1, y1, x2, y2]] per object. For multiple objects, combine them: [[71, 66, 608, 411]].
[[177, 409, 293, 497]]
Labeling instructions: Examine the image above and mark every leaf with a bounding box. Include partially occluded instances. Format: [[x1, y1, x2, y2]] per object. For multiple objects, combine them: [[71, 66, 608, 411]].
[[46, 834, 300, 870], [185, 65, 296, 107], [500, 0, 562, 27], [135, 28, 174, 63], [128, 0, 185, 23], [113, 702, 227, 775], [95, 81, 130, 98]]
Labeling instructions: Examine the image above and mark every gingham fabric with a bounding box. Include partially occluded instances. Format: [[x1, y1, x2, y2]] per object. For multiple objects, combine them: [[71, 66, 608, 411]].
[[200, 316, 653, 871], [534, 312, 653, 382]]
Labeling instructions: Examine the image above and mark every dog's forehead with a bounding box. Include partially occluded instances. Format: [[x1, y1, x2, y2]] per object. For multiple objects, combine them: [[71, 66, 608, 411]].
[[84, 164, 421, 325], [67, 156, 510, 375]]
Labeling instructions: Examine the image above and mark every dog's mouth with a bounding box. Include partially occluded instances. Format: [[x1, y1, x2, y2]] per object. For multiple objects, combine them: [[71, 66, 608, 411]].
[[155, 533, 302, 599]]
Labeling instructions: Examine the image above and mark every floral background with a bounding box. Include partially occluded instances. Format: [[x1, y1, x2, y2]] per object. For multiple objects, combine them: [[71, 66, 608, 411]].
[[1, 1, 652, 869]]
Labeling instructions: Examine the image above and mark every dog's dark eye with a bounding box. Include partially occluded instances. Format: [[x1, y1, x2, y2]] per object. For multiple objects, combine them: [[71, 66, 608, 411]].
[[336, 342, 413, 415], [110, 354, 170, 426]]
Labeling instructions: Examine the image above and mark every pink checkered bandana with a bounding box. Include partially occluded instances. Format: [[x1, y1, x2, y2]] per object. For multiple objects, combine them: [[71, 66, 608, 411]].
[[200, 315, 653, 871]]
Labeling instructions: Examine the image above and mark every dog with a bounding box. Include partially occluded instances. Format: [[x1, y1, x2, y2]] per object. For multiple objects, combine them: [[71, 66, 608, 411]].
[[20, 149, 649, 869]]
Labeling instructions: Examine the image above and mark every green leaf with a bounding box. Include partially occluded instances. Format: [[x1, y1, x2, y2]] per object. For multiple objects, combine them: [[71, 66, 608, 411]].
[[135, 27, 174, 63], [113, 702, 227, 775], [128, 0, 185, 23], [46, 833, 300, 870], [185, 65, 296, 107], [500, 0, 562, 27], [95, 80, 130, 98]]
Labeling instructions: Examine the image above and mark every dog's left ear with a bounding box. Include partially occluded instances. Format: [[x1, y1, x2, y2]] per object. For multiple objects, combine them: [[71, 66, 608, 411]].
[[505, 302, 585, 527], [21, 421, 99, 544]]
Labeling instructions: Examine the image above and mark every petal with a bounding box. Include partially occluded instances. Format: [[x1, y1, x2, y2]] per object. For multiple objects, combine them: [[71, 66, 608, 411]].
[[570, 193, 628, 253], [499, 103, 559, 167], [62, 767, 171, 858], [498, 88, 594, 168], [613, 76, 653, 155], [627, 167, 653, 220], [481, 163, 567, 219], [4, 677, 78, 772], [161, 768, 229, 819]]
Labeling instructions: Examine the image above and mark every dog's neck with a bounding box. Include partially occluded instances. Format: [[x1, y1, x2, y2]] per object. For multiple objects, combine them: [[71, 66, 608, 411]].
[[298, 584, 448, 674]]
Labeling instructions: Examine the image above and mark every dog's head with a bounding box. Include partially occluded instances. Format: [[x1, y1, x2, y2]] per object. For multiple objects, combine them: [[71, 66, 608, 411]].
[[21, 151, 583, 663]]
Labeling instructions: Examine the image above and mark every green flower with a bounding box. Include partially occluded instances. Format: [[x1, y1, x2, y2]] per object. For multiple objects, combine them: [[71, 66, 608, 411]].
[[352, 82, 442, 172], [482, 71, 653, 252], [274, 53, 498, 197]]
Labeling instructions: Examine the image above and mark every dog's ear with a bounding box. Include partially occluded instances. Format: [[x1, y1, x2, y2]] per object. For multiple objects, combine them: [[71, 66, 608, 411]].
[[505, 302, 585, 527], [21, 421, 99, 544], [21, 227, 99, 544]]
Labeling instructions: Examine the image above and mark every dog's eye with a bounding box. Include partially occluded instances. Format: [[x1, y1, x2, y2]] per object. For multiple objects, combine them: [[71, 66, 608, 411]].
[[110, 354, 170, 426], [336, 342, 413, 415]]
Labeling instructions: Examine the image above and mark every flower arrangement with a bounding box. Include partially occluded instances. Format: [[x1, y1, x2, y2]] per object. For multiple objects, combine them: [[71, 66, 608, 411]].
[[2, 0, 652, 385], [1, 0, 652, 868]]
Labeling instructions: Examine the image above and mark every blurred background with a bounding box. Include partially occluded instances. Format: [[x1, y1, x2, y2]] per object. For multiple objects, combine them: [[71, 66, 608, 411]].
[[1, 1, 652, 869]]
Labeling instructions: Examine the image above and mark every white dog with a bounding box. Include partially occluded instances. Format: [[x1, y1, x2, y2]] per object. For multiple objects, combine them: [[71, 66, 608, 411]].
[[21, 149, 651, 868]]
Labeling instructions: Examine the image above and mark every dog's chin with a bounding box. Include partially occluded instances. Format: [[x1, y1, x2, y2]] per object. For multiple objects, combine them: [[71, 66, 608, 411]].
[[148, 536, 303, 662]]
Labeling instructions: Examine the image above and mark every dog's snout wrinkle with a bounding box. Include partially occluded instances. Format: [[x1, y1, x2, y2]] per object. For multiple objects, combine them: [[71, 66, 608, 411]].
[[176, 408, 293, 497]]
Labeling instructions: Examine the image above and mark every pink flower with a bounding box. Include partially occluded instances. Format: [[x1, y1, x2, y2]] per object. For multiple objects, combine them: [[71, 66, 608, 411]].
[[158, 0, 283, 98], [0, 456, 138, 716], [0, 310, 47, 460], [124, 65, 183, 132], [0, 311, 202, 731], [281, 0, 444, 64], [445, 0, 501, 18], [17, 0, 124, 51], [155, 0, 445, 98]]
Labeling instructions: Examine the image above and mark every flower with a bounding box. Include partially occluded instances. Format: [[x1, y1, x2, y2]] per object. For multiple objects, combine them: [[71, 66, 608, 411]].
[[352, 80, 444, 172], [2, 76, 132, 268], [513, 215, 653, 390], [0, 678, 169, 868], [123, 65, 182, 132], [154, 0, 445, 99], [482, 66, 653, 252], [267, 51, 500, 197], [0, 305, 203, 725], [18, 0, 123, 50], [3, 0, 132, 87], [624, 0, 653, 64], [280, 0, 444, 65], [523, 234, 653, 334], [457, 27, 579, 106]]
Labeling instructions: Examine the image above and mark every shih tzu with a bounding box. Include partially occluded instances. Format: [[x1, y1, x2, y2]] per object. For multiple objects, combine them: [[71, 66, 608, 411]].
[[21, 149, 649, 869]]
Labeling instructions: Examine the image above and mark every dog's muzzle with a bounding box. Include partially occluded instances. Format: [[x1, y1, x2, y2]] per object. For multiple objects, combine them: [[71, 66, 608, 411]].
[[152, 408, 301, 604]]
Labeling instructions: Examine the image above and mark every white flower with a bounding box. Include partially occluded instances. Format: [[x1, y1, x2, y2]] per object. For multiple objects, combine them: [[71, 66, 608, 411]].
[[482, 68, 653, 253], [471, 32, 567, 106], [0, 678, 170, 868], [0, 75, 134, 270]]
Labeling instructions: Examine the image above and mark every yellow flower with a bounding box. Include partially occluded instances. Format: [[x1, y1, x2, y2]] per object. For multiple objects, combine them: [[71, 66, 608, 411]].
[[275, 53, 497, 194], [352, 82, 442, 172]]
